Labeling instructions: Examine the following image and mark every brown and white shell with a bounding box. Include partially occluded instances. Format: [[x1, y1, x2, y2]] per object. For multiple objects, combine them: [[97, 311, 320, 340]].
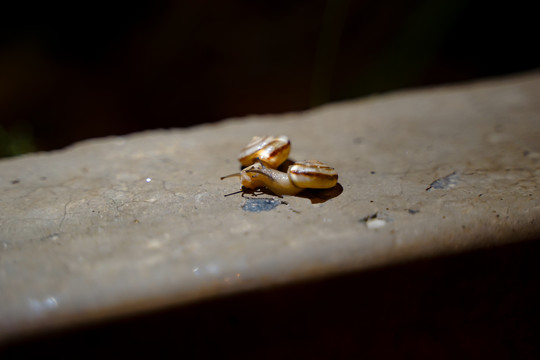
[[238, 135, 291, 169], [288, 160, 338, 189]]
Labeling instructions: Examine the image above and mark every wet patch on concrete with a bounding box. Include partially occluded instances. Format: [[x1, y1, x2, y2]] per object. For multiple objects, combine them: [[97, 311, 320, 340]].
[[242, 198, 283, 212]]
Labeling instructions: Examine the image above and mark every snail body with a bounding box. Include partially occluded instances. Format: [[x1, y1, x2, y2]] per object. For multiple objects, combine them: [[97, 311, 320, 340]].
[[238, 135, 290, 169], [226, 160, 338, 195]]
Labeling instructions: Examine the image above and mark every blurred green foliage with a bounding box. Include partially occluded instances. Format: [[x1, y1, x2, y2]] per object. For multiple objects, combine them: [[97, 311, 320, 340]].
[[0, 124, 36, 158]]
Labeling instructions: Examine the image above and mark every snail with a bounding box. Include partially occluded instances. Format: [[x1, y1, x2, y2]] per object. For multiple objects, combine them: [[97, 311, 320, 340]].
[[237, 135, 291, 169], [222, 135, 338, 195], [221, 159, 338, 196]]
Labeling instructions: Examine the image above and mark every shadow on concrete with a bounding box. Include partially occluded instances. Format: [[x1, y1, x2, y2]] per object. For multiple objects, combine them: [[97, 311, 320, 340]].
[[297, 183, 343, 204]]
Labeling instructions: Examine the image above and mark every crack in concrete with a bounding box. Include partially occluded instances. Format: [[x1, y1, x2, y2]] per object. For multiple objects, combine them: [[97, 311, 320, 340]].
[[58, 196, 73, 233]]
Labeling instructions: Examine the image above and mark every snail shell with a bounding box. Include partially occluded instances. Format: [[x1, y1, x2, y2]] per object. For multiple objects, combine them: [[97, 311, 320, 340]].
[[238, 135, 291, 169], [288, 160, 338, 189]]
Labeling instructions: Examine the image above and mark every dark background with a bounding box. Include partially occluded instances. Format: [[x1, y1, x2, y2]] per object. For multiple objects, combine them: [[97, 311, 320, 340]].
[[1, 0, 538, 157]]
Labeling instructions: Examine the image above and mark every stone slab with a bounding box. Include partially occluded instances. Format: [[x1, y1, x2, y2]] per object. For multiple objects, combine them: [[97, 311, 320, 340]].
[[1, 71, 540, 342]]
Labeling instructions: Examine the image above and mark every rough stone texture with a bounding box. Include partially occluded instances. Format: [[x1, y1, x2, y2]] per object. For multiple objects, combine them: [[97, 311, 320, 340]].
[[1, 72, 539, 342]]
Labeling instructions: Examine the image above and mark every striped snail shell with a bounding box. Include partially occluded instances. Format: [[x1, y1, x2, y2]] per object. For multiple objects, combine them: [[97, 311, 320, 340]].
[[238, 135, 291, 169], [288, 160, 338, 189]]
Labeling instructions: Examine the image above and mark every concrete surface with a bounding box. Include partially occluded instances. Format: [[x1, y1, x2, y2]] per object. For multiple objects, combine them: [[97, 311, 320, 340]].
[[1, 71, 539, 342]]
